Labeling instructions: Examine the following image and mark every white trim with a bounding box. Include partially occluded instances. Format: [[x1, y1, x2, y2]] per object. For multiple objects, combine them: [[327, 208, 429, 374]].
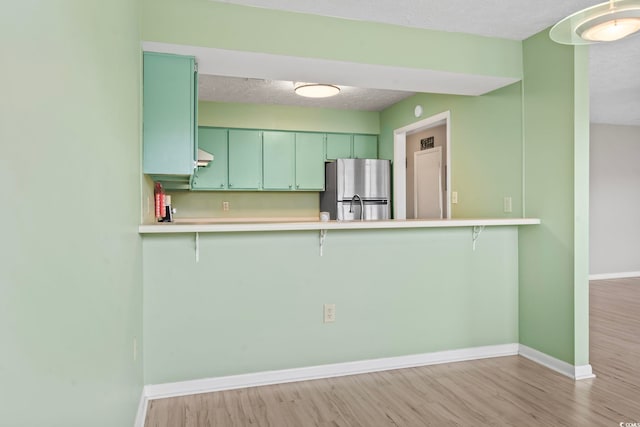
[[393, 131, 407, 219], [393, 111, 451, 220], [144, 344, 519, 401], [133, 390, 148, 427], [518, 344, 595, 380], [139, 218, 541, 234], [589, 271, 640, 281], [133, 343, 594, 423], [574, 364, 596, 380]]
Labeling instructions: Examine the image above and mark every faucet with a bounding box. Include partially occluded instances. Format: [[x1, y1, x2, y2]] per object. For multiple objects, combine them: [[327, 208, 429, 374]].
[[349, 194, 364, 220]]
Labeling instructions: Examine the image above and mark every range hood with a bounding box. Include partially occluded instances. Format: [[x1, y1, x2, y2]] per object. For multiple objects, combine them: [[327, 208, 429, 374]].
[[197, 148, 214, 167]]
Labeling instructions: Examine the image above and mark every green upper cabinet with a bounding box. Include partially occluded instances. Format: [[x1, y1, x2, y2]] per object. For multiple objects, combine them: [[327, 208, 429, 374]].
[[326, 133, 378, 160], [353, 134, 378, 159], [143, 52, 196, 181], [228, 129, 262, 190], [189, 127, 376, 191], [263, 131, 295, 190], [295, 133, 325, 190], [326, 133, 352, 160], [192, 128, 228, 190]]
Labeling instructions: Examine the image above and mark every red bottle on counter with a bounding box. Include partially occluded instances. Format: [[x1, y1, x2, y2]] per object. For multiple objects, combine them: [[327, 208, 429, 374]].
[[154, 182, 165, 222]]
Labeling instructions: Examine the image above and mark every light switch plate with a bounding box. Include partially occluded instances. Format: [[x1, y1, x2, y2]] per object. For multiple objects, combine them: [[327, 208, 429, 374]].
[[504, 196, 512, 213], [451, 191, 458, 204], [323, 304, 336, 323]]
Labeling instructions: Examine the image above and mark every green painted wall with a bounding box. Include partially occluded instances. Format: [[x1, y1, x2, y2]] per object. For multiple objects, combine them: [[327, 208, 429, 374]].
[[519, 30, 590, 365], [142, 0, 522, 80], [379, 83, 523, 218], [143, 227, 519, 384], [0, 1, 143, 425], [199, 101, 380, 134]]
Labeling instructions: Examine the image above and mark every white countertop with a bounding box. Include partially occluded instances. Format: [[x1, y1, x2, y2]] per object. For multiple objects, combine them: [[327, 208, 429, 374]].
[[139, 218, 541, 234]]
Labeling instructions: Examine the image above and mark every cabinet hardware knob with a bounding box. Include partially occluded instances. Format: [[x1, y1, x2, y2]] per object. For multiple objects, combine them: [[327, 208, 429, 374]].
[[289, 185, 292, 189], [220, 184, 224, 188], [229, 183, 232, 187], [296, 185, 299, 189]]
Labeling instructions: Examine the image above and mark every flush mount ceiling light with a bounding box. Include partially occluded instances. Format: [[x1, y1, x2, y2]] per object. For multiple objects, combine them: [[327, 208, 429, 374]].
[[550, 0, 640, 44], [293, 82, 340, 98]]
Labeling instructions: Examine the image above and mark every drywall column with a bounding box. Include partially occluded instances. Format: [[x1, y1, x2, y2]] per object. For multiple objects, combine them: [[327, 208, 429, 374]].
[[519, 30, 590, 367], [0, 1, 143, 425]]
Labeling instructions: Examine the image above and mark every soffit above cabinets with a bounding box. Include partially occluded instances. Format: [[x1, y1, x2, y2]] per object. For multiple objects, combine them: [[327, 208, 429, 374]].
[[143, 42, 521, 109]]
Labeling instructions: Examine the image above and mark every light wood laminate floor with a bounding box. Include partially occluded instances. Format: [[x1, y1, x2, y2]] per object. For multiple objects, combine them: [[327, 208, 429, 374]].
[[145, 278, 640, 426]]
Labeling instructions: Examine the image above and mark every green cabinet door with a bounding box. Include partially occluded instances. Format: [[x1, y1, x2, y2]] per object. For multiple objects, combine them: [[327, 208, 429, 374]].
[[192, 128, 228, 190], [353, 134, 378, 159], [143, 52, 195, 176], [326, 133, 352, 160], [263, 131, 295, 190], [295, 133, 325, 190], [228, 129, 262, 190]]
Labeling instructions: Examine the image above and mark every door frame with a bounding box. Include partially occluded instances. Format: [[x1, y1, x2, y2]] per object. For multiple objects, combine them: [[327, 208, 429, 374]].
[[393, 110, 451, 219]]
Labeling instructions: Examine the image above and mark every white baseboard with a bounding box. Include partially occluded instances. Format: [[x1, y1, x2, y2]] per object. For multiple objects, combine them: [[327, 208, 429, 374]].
[[589, 271, 640, 281], [144, 343, 519, 401], [134, 343, 596, 425], [518, 344, 595, 380], [134, 390, 148, 427], [574, 364, 596, 380]]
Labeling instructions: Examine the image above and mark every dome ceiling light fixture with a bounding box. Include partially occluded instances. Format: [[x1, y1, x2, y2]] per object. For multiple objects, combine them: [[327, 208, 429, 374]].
[[550, 0, 640, 44], [293, 82, 340, 98]]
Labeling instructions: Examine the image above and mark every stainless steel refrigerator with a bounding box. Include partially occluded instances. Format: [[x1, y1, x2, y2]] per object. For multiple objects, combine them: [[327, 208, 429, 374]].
[[320, 159, 391, 220]]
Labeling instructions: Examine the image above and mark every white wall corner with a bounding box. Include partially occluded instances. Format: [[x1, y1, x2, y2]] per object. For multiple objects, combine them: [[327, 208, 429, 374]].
[[134, 387, 149, 427], [574, 364, 596, 380], [518, 344, 595, 380]]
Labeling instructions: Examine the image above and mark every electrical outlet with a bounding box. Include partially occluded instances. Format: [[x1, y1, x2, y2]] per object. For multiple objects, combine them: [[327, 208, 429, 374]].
[[323, 304, 336, 323], [222, 201, 230, 211], [451, 191, 458, 204], [504, 196, 513, 213]]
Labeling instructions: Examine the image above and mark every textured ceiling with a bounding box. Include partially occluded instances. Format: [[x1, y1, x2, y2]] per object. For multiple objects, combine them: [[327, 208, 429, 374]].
[[215, 0, 602, 40], [205, 0, 640, 125], [199, 76, 415, 111], [590, 36, 640, 125]]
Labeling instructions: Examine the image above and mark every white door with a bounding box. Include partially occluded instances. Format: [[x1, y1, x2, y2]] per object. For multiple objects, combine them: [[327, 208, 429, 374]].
[[414, 147, 442, 219]]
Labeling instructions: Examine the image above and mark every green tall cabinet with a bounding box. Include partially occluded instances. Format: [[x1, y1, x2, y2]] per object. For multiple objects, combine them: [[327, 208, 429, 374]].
[[263, 131, 295, 190], [295, 133, 325, 190], [143, 52, 197, 187], [228, 130, 262, 190], [192, 128, 228, 190]]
